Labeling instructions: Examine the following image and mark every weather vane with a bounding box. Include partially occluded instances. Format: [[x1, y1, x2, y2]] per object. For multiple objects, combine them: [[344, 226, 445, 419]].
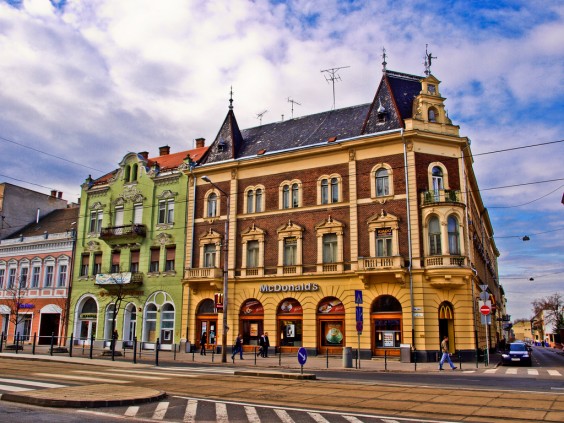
[[424, 44, 437, 76], [229, 86, 234, 110], [382, 47, 387, 72]]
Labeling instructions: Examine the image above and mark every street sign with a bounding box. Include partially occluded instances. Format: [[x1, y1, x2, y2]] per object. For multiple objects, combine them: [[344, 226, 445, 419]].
[[480, 304, 491, 316], [480, 285, 488, 292], [355, 290, 363, 304], [356, 321, 363, 333], [356, 306, 363, 322], [479, 291, 489, 301], [297, 347, 307, 366]]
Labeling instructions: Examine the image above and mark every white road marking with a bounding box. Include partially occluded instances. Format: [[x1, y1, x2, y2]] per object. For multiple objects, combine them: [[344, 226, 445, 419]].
[[245, 405, 261, 423], [506, 368, 517, 374], [342, 416, 364, 423], [0, 378, 66, 388], [309, 412, 331, 422], [382, 420, 401, 423], [527, 369, 539, 375], [155, 366, 235, 374], [484, 368, 498, 373], [0, 384, 32, 392], [547, 370, 562, 376], [152, 401, 169, 420], [183, 399, 198, 423], [32, 373, 129, 383], [275, 408, 295, 423], [124, 406, 139, 417], [216, 402, 229, 423], [73, 370, 167, 380]]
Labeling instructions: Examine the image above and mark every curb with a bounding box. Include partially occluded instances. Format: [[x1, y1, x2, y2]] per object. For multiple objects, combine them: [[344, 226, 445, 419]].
[[234, 370, 316, 380]]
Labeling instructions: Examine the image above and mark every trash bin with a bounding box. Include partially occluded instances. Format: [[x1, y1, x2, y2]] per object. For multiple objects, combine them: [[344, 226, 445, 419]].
[[184, 341, 191, 353], [400, 344, 411, 363], [343, 346, 353, 368]]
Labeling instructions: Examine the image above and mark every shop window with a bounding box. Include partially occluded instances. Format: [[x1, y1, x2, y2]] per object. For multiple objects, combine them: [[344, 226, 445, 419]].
[[317, 297, 345, 350], [160, 303, 175, 344], [144, 304, 158, 343], [240, 299, 264, 346], [278, 298, 303, 348]]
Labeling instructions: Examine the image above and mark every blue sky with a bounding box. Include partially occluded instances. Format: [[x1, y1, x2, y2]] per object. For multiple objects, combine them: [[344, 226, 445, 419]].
[[1, 0, 562, 321]]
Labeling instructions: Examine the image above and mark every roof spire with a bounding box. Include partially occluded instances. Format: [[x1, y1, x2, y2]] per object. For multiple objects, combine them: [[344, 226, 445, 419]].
[[381, 47, 387, 72], [424, 44, 437, 76], [229, 86, 234, 110]]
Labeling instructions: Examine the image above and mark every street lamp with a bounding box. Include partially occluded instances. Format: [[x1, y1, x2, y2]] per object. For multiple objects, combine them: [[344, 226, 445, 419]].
[[201, 175, 230, 363]]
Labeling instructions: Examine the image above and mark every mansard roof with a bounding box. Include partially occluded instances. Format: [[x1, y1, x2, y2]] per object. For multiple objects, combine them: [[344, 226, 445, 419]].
[[202, 70, 424, 164], [4, 207, 79, 239]]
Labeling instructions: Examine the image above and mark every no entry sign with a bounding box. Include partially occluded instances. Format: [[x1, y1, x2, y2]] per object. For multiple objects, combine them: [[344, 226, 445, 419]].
[[480, 304, 491, 315]]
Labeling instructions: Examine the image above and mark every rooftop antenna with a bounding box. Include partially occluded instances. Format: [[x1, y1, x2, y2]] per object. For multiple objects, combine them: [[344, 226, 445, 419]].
[[229, 86, 234, 110], [382, 47, 387, 72], [321, 65, 350, 109], [424, 44, 437, 76], [256, 110, 268, 125], [287, 97, 301, 119]]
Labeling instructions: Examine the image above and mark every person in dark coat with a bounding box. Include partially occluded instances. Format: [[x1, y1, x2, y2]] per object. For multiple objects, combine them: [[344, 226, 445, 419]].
[[200, 331, 207, 355], [260, 332, 270, 357], [231, 333, 244, 360]]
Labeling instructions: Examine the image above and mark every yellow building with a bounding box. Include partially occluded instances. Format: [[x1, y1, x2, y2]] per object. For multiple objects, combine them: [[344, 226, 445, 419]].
[[181, 66, 503, 361]]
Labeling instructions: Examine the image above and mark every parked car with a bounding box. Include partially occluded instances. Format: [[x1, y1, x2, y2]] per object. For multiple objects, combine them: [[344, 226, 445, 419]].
[[501, 342, 532, 366]]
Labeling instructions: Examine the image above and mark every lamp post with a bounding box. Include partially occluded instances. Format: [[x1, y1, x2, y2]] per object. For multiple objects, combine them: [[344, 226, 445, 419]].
[[201, 175, 230, 363]]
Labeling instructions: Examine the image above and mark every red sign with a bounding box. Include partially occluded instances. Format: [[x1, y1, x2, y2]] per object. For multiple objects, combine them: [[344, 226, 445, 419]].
[[480, 304, 491, 316]]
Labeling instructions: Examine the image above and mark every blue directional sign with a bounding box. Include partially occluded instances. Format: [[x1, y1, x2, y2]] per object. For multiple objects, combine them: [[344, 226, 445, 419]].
[[355, 289, 363, 304], [356, 306, 363, 322], [297, 347, 308, 366]]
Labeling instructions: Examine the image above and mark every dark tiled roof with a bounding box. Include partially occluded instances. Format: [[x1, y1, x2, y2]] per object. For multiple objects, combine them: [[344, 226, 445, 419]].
[[203, 70, 423, 164], [7, 207, 79, 238]]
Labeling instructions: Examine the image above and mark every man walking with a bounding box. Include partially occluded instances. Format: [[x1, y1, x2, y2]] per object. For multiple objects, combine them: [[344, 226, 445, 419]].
[[200, 331, 207, 355], [231, 333, 244, 360], [439, 335, 457, 370]]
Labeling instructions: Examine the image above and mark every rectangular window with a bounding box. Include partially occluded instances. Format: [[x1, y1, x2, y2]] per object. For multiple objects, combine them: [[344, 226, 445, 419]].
[[150, 248, 160, 272], [111, 251, 120, 273], [282, 186, 290, 209], [133, 203, 143, 224], [80, 255, 90, 277], [89, 210, 103, 233], [130, 250, 139, 273], [93, 254, 102, 275], [165, 246, 176, 271], [0, 268, 5, 289], [8, 268, 16, 289], [321, 180, 329, 205], [323, 233, 338, 263], [376, 228, 393, 257], [247, 240, 259, 268], [58, 264, 67, 287], [31, 266, 40, 287], [331, 178, 339, 203], [19, 267, 29, 288], [283, 237, 297, 266], [204, 244, 216, 268], [44, 265, 54, 287], [255, 189, 262, 213], [114, 206, 124, 227], [158, 199, 174, 224], [292, 184, 299, 208], [430, 235, 441, 256]]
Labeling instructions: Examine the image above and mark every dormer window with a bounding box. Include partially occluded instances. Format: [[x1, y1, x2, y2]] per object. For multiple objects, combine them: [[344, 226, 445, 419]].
[[217, 139, 226, 152], [377, 100, 387, 123]]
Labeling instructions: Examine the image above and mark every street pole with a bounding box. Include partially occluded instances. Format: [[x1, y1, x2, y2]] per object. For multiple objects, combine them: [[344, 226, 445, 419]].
[[202, 176, 230, 363]]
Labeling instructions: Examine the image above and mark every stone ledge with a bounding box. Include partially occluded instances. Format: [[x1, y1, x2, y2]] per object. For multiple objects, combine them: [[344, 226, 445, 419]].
[[234, 370, 316, 380]]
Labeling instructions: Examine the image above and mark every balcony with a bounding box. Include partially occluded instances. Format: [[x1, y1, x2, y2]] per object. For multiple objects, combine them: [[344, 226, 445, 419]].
[[356, 256, 406, 286], [424, 255, 469, 289], [99, 224, 146, 246], [95, 271, 143, 285], [421, 189, 463, 206], [424, 255, 467, 268]]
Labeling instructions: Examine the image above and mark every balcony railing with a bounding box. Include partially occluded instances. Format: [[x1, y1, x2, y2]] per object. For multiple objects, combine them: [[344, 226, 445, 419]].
[[99, 224, 147, 244], [425, 255, 467, 268], [357, 256, 404, 271], [187, 267, 223, 279], [421, 189, 463, 205]]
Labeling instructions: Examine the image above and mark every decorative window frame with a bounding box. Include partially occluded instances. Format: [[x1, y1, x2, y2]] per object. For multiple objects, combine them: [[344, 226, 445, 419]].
[[314, 216, 344, 273], [56, 256, 70, 287], [317, 174, 342, 205], [421, 207, 466, 258], [198, 229, 222, 268], [276, 220, 304, 275], [243, 184, 266, 214], [279, 179, 302, 210], [241, 224, 265, 277], [156, 190, 177, 229], [370, 163, 394, 201], [427, 162, 449, 191], [367, 211, 400, 257], [204, 189, 221, 220], [43, 257, 56, 288]]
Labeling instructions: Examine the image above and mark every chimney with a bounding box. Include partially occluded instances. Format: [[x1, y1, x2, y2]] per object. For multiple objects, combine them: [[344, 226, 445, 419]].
[[139, 151, 149, 160], [159, 145, 170, 156], [57, 191, 63, 199], [50, 190, 57, 197], [195, 138, 205, 148]]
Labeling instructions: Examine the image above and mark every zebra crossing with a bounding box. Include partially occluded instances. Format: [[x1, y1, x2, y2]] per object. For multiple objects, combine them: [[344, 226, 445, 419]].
[[481, 367, 562, 376]]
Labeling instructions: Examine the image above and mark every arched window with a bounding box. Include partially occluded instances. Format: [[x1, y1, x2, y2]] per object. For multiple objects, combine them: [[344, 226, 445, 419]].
[[280, 180, 301, 209], [255, 188, 262, 212], [429, 216, 441, 255], [282, 185, 290, 209], [318, 175, 341, 205], [376, 168, 389, 197], [331, 178, 339, 202], [432, 166, 443, 194], [124, 165, 131, 182], [144, 303, 158, 343], [207, 193, 217, 217], [292, 183, 299, 207], [247, 190, 254, 213], [105, 304, 116, 341], [373, 295, 402, 312], [321, 179, 329, 204], [428, 108, 437, 122], [131, 163, 138, 182], [448, 215, 460, 255]]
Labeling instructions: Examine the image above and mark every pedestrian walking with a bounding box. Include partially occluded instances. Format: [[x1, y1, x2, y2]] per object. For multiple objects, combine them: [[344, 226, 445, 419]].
[[231, 333, 244, 360], [200, 331, 207, 355], [439, 335, 457, 370], [260, 332, 270, 357]]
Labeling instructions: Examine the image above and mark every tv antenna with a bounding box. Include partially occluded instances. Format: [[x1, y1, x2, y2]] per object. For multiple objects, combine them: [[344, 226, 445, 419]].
[[287, 97, 301, 119], [256, 110, 268, 125], [321, 65, 350, 109]]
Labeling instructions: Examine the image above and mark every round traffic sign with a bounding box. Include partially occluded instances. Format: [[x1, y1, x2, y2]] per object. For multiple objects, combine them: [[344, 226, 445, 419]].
[[297, 347, 307, 366], [480, 304, 491, 316]]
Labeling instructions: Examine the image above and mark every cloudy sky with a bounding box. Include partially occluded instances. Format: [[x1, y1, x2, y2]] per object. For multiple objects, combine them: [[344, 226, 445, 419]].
[[1, 0, 562, 322]]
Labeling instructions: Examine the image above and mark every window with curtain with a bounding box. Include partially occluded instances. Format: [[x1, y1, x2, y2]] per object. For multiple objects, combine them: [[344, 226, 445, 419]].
[[130, 250, 139, 273], [150, 248, 160, 272], [292, 183, 299, 207], [247, 190, 254, 213], [44, 265, 54, 287], [80, 255, 89, 277], [204, 244, 216, 268], [165, 246, 176, 271], [19, 267, 28, 288], [93, 254, 102, 275], [322, 233, 338, 263], [448, 215, 460, 255], [207, 193, 217, 217], [8, 268, 16, 288], [282, 185, 290, 209], [283, 237, 297, 266], [57, 264, 67, 287], [376, 228, 393, 257], [376, 168, 389, 197], [133, 203, 143, 224], [158, 199, 174, 224], [429, 216, 441, 255], [331, 177, 339, 203], [321, 179, 329, 204], [114, 206, 124, 227], [89, 210, 103, 233], [31, 266, 40, 287], [246, 240, 259, 268], [111, 251, 120, 273]]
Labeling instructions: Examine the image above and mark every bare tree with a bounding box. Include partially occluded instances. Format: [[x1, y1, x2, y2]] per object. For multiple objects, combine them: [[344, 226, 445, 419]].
[[4, 276, 36, 345], [532, 292, 564, 330]]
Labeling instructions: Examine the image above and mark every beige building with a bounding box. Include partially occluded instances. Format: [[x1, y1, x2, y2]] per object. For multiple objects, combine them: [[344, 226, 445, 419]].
[[181, 66, 503, 361]]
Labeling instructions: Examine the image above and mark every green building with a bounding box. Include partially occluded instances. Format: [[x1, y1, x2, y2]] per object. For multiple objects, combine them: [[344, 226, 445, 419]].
[[69, 142, 207, 350]]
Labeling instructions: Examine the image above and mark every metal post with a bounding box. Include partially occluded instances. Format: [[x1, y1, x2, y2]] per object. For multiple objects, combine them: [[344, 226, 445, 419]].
[[69, 334, 73, 357], [254, 346, 257, 366], [212, 346, 215, 363], [326, 348, 329, 368], [485, 321, 490, 366], [174, 343, 177, 361], [89, 334, 94, 359], [384, 349, 387, 371], [155, 338, 160, 366], [133, 337, 137, 364], [50, 332, 55, 356], [278, 349, 281, 366], [32, 333, 37, 355], [413, 348, 417, 371], [15, 333, 19, 354], [0, 332, 3, 353], [458, 350, 462, 370]]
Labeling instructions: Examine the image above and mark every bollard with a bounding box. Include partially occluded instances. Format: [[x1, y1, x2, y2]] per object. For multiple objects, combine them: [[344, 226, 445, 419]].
[[254, 346, 257, 366], [458, 350, 462, 370], [279, 349, 281, 366], [133, 337, 137, 364], [155, 338, 160, 366], [0, 332, 3, 353], [33, 333, 37, 355], [50, 332, 55, 356], [69, 334, 73, 357], [212, 346, 215, 363], [89, 334, 94, 359], [16, 333, 20, 354], [413, 348, 417, 371], [384, 349, 388, 371], [174, 343, 177, 361], [476, 348, 479, 369], [326, 348, 329, 369], [192, 346, 195, 362]]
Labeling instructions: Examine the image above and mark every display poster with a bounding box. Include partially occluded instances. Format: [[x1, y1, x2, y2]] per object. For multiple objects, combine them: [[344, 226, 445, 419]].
[[324, 322, 344, 345], [318, 297, 345, 314], [383, 331, 394, 347], [279, 299, 303, 315], [286, 324, 295, 338], [241, 299, 264, 315], [250, 323, 259, 337]]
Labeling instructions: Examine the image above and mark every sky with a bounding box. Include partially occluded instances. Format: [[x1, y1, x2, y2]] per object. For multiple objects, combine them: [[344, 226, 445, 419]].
[[1, 0, 562, 322]]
